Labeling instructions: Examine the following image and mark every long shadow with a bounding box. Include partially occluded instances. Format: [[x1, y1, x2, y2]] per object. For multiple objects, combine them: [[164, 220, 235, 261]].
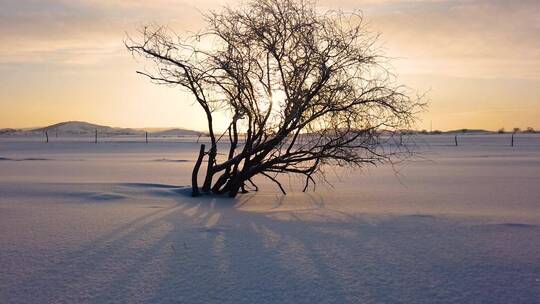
[[145, 208, 348, 303], [4, 188, 196, 301], [5, 182, 258, 303]]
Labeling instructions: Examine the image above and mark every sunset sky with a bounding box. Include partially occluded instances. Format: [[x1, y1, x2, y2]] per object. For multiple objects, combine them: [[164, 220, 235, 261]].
[[1, 0, 539, 131]]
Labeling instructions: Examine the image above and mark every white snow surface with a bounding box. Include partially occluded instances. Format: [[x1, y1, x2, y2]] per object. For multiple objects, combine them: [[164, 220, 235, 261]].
[[1, 136, 539, 303]]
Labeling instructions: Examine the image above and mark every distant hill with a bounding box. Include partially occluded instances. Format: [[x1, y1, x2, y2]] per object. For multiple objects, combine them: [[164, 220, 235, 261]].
[[441, 129, 493, 135], [150, 128, 205, 137], [31, 121, 144, 136], [0, 128, 23, 135], [0, 121, 205, 137]]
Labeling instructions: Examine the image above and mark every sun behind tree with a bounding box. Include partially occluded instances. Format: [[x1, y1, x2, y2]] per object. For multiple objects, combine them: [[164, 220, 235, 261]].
[[126, 0, 423, 197]]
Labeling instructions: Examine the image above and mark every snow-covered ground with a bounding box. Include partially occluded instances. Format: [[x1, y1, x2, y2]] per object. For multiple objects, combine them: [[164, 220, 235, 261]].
[[1, 136, 539, 303]]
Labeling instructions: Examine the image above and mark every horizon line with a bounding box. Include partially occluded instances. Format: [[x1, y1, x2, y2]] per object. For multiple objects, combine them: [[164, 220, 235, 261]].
[[1, 120, 537, 134]]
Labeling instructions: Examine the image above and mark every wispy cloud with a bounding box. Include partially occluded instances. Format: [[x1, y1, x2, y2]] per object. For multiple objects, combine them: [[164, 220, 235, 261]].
[[0, 0, 219, 64], [335, 0, 540, 79], [2, 0, 538, 78]]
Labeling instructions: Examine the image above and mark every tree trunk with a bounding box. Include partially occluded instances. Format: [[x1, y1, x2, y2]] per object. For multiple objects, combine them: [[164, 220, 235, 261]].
[[228, 185, 241, 198], [191, 144, 206, 197], [211, 171, 231, 194], [225, 171, 248, 198], [201, 148, 216, 193]]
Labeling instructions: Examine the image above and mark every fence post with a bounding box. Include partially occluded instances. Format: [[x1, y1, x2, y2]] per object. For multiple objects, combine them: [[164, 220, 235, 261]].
[[511, 133, 514, 147], [146, 132, 148, 144], [95, 129, 98, 144], [454, 135, 458, 146]]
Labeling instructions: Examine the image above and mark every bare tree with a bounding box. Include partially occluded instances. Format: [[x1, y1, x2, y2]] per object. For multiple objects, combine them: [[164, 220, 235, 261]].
[[126, 0, 423, 197]]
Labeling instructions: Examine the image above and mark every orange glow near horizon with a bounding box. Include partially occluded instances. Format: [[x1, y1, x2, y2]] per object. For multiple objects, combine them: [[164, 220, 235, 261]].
[[1, 0, 539, 131]]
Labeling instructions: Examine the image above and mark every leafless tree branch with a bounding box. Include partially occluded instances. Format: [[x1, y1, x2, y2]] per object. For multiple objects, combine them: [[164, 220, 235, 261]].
[[126, 0, 425, 197]]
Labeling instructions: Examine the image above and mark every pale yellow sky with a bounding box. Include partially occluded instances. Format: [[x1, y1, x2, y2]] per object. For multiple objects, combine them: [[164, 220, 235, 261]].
[[1, 0, 539, 131]]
